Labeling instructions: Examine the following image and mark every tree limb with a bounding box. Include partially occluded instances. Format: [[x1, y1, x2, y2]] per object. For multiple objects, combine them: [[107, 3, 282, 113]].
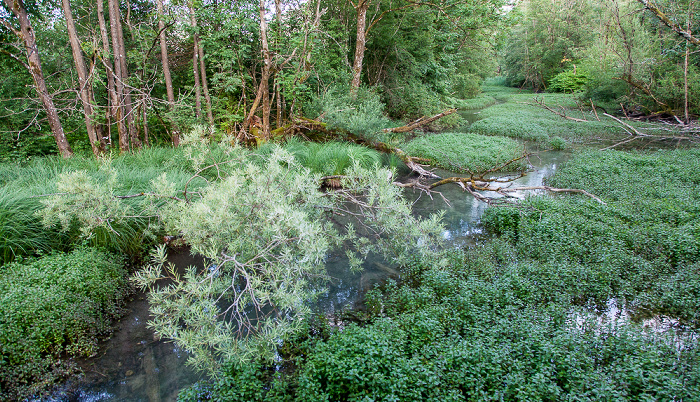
[[636, 0, 700, 45], [382, 108, 457, 133]]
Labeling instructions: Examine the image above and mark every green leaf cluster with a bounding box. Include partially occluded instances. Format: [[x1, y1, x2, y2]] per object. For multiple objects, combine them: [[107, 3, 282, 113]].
[[0, 248, 128, 400]]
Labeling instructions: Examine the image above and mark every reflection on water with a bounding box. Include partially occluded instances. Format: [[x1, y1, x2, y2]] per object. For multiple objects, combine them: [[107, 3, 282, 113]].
[[569, 298, 699, 349], [50, 150, 567, 401]]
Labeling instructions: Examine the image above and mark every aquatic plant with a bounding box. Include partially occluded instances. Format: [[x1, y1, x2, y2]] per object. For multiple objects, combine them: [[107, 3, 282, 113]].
[[402, 132, 526, 173], [0, 248, 127, 400]]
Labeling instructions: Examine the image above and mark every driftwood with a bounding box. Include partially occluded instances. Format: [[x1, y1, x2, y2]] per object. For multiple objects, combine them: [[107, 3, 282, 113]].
[[395, 151, 606, 206], [382, 108, 457, 133], [530, 98, 698, 150]]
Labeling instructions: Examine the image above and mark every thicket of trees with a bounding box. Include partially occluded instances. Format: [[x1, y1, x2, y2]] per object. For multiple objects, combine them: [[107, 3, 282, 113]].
[[502, 0, 700, 120], [0, 0, 509, 159]]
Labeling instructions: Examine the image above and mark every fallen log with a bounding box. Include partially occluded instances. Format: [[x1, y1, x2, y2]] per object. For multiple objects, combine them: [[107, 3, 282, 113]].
[[382, 108, 457, 133]]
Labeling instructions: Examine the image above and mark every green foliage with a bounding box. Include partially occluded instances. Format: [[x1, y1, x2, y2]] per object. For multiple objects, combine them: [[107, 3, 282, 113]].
[[184, 145, 700, 401], [96, 143, 447, 374], [193, 239, 700, 400], [281, 138, 382, 176], [403, 132, 526, 173], [0, 248, 128, 400], [548, 69, 589, 93], [468, 90, 627, 145], [0, 192, 59, 265], [483, 148, 700, 321], [308, 85, 394, 140]]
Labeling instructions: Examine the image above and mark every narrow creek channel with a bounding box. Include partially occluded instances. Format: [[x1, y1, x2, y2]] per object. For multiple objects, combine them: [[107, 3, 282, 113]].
[[46, 106, 565, 401], [44, 148, 566, 402]]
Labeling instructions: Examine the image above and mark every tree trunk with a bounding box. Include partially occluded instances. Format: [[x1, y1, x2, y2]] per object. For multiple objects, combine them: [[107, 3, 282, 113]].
[[189, 2, 213, 125], [188, 1, 202, 119], [684, 4, 693, 124], [108, 0, 140, 151], [637, 0, 700, 45], [350, 0, 370, 92], [3, 0, 73, 157], [107, 0, 130, 151], [156, 0, 178, 145], [259, 0, 272, 140], [97, 0, 121, 149], [238, 0, 272, 141], [62, 0, 103, 157]]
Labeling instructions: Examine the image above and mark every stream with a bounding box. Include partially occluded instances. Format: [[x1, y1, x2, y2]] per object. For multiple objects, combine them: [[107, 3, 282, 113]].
[[45, 108, 566, 401]]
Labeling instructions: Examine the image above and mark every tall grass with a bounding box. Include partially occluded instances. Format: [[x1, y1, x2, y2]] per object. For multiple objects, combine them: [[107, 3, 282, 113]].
[[283, 138, 383, 176], [0, 147, 200, 262], [0, 192, 61, 264]]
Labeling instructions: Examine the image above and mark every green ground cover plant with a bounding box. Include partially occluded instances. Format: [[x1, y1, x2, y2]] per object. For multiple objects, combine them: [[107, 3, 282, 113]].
[[402, 132, 526, 173], [179, 147, 700, 401], [483, 148, 700, 322], [0, 248, 128, 400]]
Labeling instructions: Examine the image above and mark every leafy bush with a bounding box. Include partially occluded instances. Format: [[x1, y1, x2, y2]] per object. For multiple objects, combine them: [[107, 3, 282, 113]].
[[307, 85, 394, 140], [0, 248, 128, 400], [548, 69, 589, 93], [403, 132, 526, 173]]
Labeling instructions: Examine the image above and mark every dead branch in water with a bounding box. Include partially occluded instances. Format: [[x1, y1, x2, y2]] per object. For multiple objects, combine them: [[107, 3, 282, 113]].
[[529, 98, 699, 150]]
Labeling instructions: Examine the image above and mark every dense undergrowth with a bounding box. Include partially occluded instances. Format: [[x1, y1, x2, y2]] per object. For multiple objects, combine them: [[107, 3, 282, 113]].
[[3, 84, 699, 400], [179, 147, 700, 401], [0, 249, 128, 400]]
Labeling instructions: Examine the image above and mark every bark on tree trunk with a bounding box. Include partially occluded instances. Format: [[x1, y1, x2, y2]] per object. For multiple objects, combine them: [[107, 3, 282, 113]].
[[238, 0, 272, 141], [3, 0, 73, 157], [156, 0, 178, 145], [350, 0, 369, 92], [192, 46, 202, 119], [189, 1, 203, 120], [198, 41, 213, 125], [97, 0, 121, 149], [62, 0, 103, 156], [637, 0, 700, 45], [108, 0, 140, 151], [108, 0, 130, 151]]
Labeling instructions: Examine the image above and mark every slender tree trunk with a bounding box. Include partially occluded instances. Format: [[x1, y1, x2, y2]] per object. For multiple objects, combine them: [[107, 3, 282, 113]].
[[3, 0, 73, 157], [97, 0, 121, 149], [61, 0, 103, 156], [198, 44, 213, 125], [107, 0, 130, 151], [350, 0, 370, 92], [238, 0, 272, 141], [192, 49, 202, 119], [684, 4, 693, 124], [276, 81, 282, 128], [188, 2, 212, 124], [108, 0, 140, 151], [156, 0, 178, 145]]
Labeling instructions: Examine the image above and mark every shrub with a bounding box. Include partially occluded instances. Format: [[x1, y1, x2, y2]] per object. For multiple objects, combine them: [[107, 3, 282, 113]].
[[548, 69, 589, 93], [0, 248, 128, 400], [307, 85, 394, 140], [403, 132, 526, 173]]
